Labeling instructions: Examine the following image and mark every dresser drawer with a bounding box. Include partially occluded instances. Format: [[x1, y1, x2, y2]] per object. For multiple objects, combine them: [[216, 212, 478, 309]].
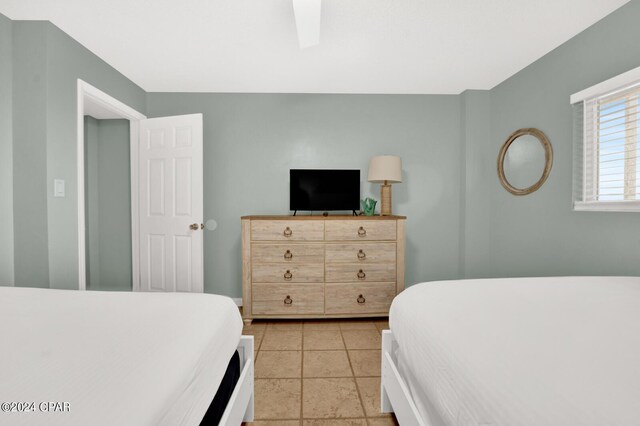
[[252, 263, 324, 283], [253, 283, 324, 315], [325, 242, 396, 264], [252, 244, 324, 264], [325, 220, 396, 241], [326, 263, 396, 283], [325, 283, 395, 314], [251, 220, 324, 241]]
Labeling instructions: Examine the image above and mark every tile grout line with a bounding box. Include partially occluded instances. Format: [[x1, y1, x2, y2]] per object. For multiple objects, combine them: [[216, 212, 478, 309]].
[[340, 324, 369, 421], [256, 374, 381, 380], [254, 324, 268, 362], [255, 328, 264, 354], [261, 348, 356, 351], [250, 417, 369, 422]]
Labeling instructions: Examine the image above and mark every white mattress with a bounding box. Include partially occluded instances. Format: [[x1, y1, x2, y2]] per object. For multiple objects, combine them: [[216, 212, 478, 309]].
[[389, 276, 640, 426], [0, 287, 243, 426]]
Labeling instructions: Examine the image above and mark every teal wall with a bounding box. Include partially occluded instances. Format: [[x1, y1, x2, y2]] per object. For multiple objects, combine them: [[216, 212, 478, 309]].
[[145, 94, 463, 296], [2, 1, 639, 294], [6, 20, 146, 289], [84, 117, 132, 291], [0, 14, 13, 286], [45, 23, 146, 289], [485, 0, 640, 278], [12, 21, 49, 288], [459, 90, 492, 279]]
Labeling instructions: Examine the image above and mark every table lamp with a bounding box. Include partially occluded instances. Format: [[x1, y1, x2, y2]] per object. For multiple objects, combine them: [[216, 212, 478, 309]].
[[367, 156, 402, 216]]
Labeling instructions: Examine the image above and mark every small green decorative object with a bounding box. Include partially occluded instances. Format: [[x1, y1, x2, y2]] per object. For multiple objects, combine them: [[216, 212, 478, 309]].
[[361, 197, 377, 216]]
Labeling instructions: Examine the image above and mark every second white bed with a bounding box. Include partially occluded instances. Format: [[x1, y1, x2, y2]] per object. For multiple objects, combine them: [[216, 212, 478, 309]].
[[388, 276, 640, 426], [0, 287, 244, 426]]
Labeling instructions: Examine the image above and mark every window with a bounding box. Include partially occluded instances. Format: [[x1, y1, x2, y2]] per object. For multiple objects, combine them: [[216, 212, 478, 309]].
[[572, 67, 640, 211]]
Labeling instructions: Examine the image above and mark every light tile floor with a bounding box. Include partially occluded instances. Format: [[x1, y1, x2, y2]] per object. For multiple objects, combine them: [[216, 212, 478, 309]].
[[242, 319, 398, 426]]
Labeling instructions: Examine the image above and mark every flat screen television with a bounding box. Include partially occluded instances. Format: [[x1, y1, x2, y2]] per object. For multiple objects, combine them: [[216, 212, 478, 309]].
[[290, 169, 360, 212]]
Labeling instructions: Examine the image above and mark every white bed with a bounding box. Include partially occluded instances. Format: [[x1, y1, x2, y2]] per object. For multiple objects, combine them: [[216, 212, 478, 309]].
[[381, 276, 640, 426], [0, 287, 253, 426]]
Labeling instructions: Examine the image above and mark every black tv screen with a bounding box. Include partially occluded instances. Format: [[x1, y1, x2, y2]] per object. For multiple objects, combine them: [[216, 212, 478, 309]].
[[290, 169, 360, 211]]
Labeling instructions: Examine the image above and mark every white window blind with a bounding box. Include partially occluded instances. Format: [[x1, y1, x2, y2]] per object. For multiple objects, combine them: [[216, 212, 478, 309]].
[[572, 66, 640, 212]]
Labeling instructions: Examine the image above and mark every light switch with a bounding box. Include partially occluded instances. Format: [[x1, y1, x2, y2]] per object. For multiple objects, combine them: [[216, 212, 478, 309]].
[[54, 179, 65, 197]]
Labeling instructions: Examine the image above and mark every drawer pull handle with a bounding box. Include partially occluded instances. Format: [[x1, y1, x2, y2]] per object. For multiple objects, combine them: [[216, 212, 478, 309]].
[[357, 226, 366, 237], [284, 270, 293, 281], [357, 294, 366, 304], [357, 249, 366, 260], [357, 269, 366, 280], [284, 295, 293, 305], [283, 227, 293, 237], [284, 250, 293, 260]]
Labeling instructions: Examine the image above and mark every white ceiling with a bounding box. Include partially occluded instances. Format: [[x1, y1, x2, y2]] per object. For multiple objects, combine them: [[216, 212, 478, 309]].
[[1, 0, 630, 94]]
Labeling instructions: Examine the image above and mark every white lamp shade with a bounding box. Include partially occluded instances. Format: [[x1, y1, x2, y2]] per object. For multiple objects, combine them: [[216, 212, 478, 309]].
[[367, 156, 402, 183]]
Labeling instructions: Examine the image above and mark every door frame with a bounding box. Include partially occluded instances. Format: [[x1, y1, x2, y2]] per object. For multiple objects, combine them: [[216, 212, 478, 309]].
[[76, 79, 146, 291]]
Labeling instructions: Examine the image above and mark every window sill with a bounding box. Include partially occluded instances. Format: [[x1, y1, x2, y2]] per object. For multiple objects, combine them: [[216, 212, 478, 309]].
[[574, 201, 640, 212]]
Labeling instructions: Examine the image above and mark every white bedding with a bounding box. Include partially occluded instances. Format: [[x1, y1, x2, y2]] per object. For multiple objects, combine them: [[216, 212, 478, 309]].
[[389, 276, 640, 426], [0, 287, 243, 426]]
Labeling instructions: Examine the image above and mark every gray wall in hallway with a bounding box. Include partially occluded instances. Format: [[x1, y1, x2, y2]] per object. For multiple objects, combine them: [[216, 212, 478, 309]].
[[84, 116, 100, 290], [7, 19, 146, 288], [486, 0, 640, 278], [146, 93, 463, 297], [84, 117, 133, 291], [0, 14, 14, 286]]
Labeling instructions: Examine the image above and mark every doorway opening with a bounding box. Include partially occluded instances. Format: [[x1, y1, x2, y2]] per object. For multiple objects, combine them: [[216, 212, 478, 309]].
[[76, 80, 146, 291]]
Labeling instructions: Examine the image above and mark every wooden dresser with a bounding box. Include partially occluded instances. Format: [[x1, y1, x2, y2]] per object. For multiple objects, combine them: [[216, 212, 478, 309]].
[[241, 215, 406, 324]]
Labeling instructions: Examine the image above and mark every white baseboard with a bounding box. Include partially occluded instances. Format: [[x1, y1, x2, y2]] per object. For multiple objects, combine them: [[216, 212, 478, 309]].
[[232, 298, 243, 307]]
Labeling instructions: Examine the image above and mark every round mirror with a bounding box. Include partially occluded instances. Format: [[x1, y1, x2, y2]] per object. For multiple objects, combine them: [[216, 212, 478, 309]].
[[498, 128, 553, 196]]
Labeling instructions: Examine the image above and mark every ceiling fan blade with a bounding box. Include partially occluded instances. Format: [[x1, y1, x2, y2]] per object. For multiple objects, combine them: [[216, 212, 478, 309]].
[[292, 0, 321, 48]]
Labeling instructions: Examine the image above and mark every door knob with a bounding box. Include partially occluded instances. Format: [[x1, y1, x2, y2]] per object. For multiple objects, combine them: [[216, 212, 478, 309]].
[[189, 223, 199, 230]]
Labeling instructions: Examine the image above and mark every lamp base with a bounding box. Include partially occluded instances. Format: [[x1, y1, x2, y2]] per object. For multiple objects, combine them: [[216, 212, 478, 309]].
[[380, 183, 392, 216]]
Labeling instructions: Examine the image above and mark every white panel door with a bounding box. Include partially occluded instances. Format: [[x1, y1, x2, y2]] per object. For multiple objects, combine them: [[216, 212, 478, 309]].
[[138, 113, 203, 292]]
